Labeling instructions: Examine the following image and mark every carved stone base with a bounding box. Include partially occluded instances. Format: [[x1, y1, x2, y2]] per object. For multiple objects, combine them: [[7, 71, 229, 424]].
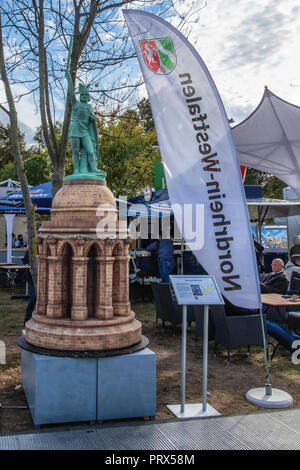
[[25, 312, 142, 351]]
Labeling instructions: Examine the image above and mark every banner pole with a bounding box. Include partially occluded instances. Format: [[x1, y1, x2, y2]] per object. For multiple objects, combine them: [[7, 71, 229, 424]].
[[202, 305, 209, 412], [246, 306, 292, 408], [259, 307, 272, 395], [181, 304, 187, 414]]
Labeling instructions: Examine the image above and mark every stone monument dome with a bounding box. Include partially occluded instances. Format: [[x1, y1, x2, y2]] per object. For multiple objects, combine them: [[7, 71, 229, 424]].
[[25, 179, 142, 351], [41, 180, 123, 235]]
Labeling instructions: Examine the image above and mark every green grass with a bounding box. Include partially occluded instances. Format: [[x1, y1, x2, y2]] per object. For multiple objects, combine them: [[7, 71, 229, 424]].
[[0, 287, 26, 335]]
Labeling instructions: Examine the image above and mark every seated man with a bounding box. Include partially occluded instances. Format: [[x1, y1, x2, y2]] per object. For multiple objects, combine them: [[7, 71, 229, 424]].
[[260, 258, 288, 295], [15, 234, 26, 248]]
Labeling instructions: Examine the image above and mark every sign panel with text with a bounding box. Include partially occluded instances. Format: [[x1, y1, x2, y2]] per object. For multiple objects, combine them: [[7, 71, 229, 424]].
[[170, 275, 224, 306]]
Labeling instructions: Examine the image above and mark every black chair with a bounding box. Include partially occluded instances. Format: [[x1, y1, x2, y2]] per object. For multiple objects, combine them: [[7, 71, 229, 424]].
[[285, 271, 300, 322], [151, 282, 195, 333], [211, 305, 266, 360], [288, 271, 300, 294], [287, 312, 300, 334]]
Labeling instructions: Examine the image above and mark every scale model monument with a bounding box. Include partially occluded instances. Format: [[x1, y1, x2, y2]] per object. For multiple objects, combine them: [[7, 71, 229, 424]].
[[19, 38, 155, 428], [25, 39, 142, 351]]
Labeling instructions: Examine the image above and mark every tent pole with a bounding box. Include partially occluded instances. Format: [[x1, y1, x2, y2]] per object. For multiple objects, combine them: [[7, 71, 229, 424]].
[[257, 207, 262, 245], [181, 237, 184, 275], [4, 214, 15, 264]]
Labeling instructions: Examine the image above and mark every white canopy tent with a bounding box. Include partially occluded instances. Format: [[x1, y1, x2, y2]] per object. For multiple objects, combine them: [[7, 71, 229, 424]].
[[0, 180, 22, 263], [232, 87, 300, 200], [0, 179, 21, 199]]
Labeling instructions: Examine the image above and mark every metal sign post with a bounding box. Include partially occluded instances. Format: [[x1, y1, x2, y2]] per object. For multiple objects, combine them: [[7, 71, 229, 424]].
[[167, 275, 223, 419], [180, 305, 187, 414]]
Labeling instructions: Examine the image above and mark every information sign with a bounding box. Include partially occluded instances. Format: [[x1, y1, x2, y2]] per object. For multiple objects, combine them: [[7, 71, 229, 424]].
[[170, 275, 224, 306]]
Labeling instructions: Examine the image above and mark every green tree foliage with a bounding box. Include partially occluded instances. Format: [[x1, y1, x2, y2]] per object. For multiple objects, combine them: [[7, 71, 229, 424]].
[[0, 151, 52, 186], [0, 122, 52, 186], [99, 108, 160, 197], [137, 98, 155, 133], [0, 124, 26, 169], [244, 168, 287, 199], [263, 176, 287, 200]]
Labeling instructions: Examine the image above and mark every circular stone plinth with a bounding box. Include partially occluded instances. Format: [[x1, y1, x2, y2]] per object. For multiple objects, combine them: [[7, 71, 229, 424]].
[[246, 387, 293, 409], [18, 334, 149, 358], [25, 314, 142, 352]]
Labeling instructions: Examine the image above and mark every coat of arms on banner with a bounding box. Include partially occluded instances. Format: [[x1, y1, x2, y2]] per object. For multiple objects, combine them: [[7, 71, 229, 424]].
[[140, 38, 176, 74]]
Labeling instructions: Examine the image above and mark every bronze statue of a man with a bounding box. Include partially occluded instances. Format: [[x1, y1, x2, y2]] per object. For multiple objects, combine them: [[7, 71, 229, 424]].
[[65, 38, 106, 179]]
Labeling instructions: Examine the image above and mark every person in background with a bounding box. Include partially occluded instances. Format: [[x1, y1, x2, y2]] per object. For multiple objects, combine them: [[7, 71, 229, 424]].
[[253, 235, 265, 274], [146, 237, 176, 283], [19, 250, 36, 325], [15, 234, 26, 248], [267, 320, 300, 353], [260, 258, 289, 294], [284, 255, 300, 283]]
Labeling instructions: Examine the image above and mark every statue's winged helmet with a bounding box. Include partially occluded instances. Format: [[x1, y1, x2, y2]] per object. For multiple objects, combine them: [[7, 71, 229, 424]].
[[79, 83, 90, 94]]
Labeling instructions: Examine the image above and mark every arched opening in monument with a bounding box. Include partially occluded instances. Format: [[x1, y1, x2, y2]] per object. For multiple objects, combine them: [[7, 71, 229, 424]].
[[61, 242, 74, 318], [87, 244, 99, 318], [44, 243, 51, 310], [112, 242, 124, 315]]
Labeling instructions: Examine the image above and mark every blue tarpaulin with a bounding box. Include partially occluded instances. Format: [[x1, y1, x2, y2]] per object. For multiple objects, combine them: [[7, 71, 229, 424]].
[[0, 182, 52, 214], [123, 189, 172, 218], [121, 186, 264, 219]]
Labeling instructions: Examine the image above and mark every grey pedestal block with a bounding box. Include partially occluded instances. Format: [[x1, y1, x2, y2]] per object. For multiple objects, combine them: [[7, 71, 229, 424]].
[[22, 347, 156, 426]]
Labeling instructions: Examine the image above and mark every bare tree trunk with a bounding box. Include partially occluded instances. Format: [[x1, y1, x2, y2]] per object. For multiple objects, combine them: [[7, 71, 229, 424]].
[[52, 160, 65, 197], [0, 12, 37, 286], [2, 0, 191, 200]]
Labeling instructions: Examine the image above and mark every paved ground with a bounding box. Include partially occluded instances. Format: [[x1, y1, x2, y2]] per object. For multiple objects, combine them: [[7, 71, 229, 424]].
[[1, 408, 300, 450]]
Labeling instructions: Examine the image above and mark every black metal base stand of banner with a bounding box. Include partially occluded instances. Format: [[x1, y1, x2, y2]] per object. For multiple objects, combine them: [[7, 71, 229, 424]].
[[167, 305, 220, 418], [246, 308, 293, 409]]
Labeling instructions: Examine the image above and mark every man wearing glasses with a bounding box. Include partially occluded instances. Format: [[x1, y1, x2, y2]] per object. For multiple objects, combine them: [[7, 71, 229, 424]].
[[260, 258, 289, 295]]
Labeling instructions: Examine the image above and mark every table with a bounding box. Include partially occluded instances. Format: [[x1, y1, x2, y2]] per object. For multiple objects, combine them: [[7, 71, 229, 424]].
[[0, 264, 25, 270], [262, 293, 300, 325], [261, 293, 300, 308], [0, 264, 25, 290]]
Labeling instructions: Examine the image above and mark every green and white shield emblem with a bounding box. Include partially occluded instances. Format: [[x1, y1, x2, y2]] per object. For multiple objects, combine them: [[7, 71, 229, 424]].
[[140, 38, 176, 75]]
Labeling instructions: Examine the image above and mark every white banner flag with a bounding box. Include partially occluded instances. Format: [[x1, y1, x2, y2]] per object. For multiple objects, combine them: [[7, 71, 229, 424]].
[[124, 10, 261, 309]]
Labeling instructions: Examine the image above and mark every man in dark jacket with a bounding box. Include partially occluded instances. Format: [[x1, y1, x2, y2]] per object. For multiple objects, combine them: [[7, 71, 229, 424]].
[[146, 237, 176, 283], [19, 250, 36, 325], [260, 258, 289, 294]]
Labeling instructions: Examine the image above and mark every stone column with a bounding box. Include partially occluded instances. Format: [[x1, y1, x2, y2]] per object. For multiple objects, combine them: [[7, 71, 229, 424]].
[[46, 255, 65, 318], [71, 256, 89, 321], [112, 255, 131, 316], [36, 253, 48, 316], [95, 256, 114, 319]]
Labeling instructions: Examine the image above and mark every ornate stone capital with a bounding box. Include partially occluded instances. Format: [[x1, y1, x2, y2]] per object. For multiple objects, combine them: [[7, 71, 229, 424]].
[[76, 235, 86, 246], [47, 236, 58, 245]]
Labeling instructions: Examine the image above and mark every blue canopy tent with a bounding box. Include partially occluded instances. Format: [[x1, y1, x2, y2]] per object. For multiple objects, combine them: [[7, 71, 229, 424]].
[[1, 181, 52, 211], [1, 181, 128, 213], [0, 182, 52, 263], [121, 189, 172, 219]]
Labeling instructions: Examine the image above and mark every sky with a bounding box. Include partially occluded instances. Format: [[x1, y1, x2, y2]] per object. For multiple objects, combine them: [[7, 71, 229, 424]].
[[0, 0, 299, 144], [175, 0, 300, 124]]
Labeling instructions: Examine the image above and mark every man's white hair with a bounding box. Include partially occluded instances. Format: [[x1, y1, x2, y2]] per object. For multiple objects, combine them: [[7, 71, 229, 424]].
[[273, 258, 284, 266]]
